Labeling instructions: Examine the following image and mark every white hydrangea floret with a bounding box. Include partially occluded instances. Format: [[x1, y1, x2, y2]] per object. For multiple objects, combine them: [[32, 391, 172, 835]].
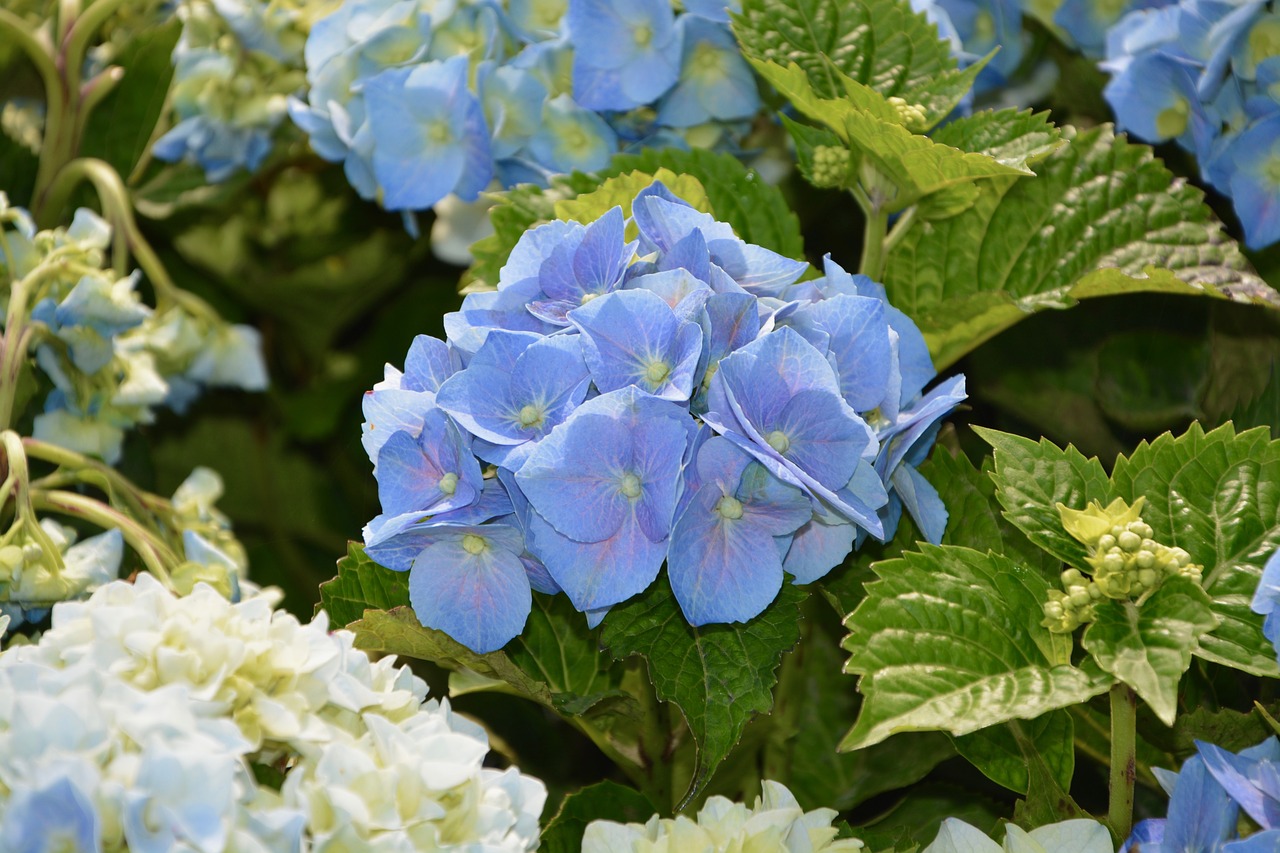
[[582, 781, 864, 853]]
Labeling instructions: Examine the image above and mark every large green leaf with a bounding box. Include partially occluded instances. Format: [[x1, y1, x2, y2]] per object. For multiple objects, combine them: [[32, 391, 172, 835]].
[[731, 0, 978, 125], [974, 427, 1111, 569], [317, 541, 409, 627], [841, 545, 1113, 750], [80, 19, 182, 178], [1081, 578, 1220, 725], [1108, 422, 1280, 678], [883, 125, 1273, 370], [929, 109, 1064, 171], [464, 148, 803, 290], [952, 711, 1074, 795], [601, 578, 805, 805], [540, 782, 655, 853]]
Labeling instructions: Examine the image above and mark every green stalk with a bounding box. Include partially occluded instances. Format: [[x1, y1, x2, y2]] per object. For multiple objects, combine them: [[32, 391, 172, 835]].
[[31, 488, 180, 588], [637, 665, 676, 814], [22, 437, 168, 537], [0, 431, 64, 573], [0, 270, 37, 431], [859, 206, 890, 280], [1108, 683, 1138, 842]]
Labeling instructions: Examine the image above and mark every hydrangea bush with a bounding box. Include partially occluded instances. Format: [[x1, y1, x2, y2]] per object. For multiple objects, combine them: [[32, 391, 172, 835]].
[[6, 0, 1280, 850]]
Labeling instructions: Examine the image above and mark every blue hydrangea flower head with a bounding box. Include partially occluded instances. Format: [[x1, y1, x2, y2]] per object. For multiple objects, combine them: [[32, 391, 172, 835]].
[[364, 56, 494, 209], [361, 182, 965, 649], [565, 0, 683, 110], [657, 16, 759, 127]]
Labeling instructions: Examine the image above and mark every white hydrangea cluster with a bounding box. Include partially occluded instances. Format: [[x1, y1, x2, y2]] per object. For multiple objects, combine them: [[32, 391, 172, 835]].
[[582, 781, 864, 853], [0, 574, 547, 851]]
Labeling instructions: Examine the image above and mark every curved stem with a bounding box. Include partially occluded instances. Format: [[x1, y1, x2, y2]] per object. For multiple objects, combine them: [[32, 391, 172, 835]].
[[22, 437, 168, 537], [859, 206, 889, 280], [0, 431, 64, 573], [63, 0, 131, 92], [0, 265, 37, 430], [30, 488, 179, 588], [1108, 683, 1138, 843], [0, 10, 61, 103]]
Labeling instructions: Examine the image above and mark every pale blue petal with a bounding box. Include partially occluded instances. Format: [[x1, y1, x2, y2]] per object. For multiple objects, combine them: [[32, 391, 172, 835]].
[[1197, 739, 1280, 828], [891, 463, 949, 544], [787, 294, 890, 411], [782, 515, 857, 583], [410, 534, 531, 653], [668, 488, 784, 624], [526, 504, 666, 610], [1163, 754, 1239, 852]]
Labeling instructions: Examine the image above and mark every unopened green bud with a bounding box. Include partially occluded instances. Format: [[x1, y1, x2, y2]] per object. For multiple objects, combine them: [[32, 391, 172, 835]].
[[810, 145, 851, 188], [1069, 587, 1092, 607], [1135, 550, 1155, 569], [1061, 568, 1085, 586], [1118, 531, 1141, 552], [1137, 568, 1157, 588], [1098, 534, 1117, 551], [1059, 497, 1146, 550]]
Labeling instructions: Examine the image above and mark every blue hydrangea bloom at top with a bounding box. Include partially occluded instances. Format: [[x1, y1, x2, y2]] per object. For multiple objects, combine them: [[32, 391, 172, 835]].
[[288, 0, 763, 215], [1123, 736, 1280, 851], [1102, 0, 1280, 248], [360, 182, 966, 653]]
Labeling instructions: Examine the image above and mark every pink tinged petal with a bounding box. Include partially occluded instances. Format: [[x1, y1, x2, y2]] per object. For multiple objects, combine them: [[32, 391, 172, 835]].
[[410, 536, 532, 653], [667, 489, 784, 624], [402, 335, 460, 392], [526, 505, 666, 610]]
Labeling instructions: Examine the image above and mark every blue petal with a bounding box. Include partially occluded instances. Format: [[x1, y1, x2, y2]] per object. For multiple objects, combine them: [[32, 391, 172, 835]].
[[375, 411, 482, 517], [667, 487, 785, 624], [1224, 829, 1280, 851], [410, 532, 532, 653], [891, 462, 949, 544], [526, 504, 666, 610], [1163, 754, 1239, 853], [401, 335, 460, 392], [1121, 818, 1166, 852], [782, 515, 857, 583], [787, 294, 890, 411], [1197, 738, 1280, 828]]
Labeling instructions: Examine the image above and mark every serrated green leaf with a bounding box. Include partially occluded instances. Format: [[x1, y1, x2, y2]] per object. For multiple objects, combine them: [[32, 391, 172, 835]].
[[1227, 358, 1280, 439], [553, 168, 712, 229], [1144, 704, 1276, 755], [80, 20, 182, 178], [974, 427, 1111, 569], [1011, 731, 1092, 829], [841, 545, 1114, 751], [540, 782, 656, 853], [317, 541, 410, 627], [601, 578, 805, 806], [349, 607, 558, 707], [1108, 422, 1280, 678], [506, 592, 633, 716], [731, 0, 976, 126], [929, 108, 1064, 170], [952, 711, 1074, 795], [464, 148, 803, 290], [884, 125, 1275, 370], [1080, 578, 1219, 725]]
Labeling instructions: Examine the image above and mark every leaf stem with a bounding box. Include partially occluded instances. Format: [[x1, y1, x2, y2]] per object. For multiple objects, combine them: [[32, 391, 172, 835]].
[[30, 488, 179, 588], [1108, 683, 1138, 842], [859, 206, 890, 280]]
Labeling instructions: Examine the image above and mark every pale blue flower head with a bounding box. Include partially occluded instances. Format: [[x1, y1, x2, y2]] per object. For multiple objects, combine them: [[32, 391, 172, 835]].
[[1202, 113, 1280, 249], [1252, 547, 1280, 659], [565, 0, 683, 111], [1057, 0, 1171, 57], [657, 16, 759, 127], [374, 407, 485, 520], [364, 56, 494, 210], [480, 62, 548, 160], [529, 206, 636, 324], [526, 93, 618, 175], [1, 775, 102, 853], [361, 334, 460, 467]]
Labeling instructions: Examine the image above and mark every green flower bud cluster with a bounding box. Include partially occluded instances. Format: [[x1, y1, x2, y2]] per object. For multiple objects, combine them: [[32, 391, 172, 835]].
[[887, 96, 929, 131], [0, 518, 120, 615], [810, 145, 852, 188], [1042, 497, 1203, 633]]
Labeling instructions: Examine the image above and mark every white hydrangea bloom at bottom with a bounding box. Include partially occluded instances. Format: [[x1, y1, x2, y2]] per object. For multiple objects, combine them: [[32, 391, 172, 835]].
[[0, 576, 546, 852], [583, 781, 864, 853]]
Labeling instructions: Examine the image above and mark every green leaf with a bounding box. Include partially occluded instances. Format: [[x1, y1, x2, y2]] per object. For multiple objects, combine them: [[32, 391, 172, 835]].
[[1108, 422, 1280, 677], [854, 785, 1005, 852], [928, 109, 1064, 171], [842, 545, 1113, 751], [317, 541, 409, 627], [1011, 732, 1093, 829], [765, 606, 956, 810], [601, 578, 805, 805], [975, 427, 1111, 569], [506, 593, 632, 716], [952, 711, 1074, 795], [1081, 578, 1220, 725], [1226, 358, 1280, 439], [464, 148, 803, 290], [1144, 704, 1276, 755], [80, 20, 182, 177], [731, 0, 978, 126], [539, 782, 655, 853], [1094, 331, 1210, 432], [349, 607, 557, 707], [883, 125, 1274, 370]]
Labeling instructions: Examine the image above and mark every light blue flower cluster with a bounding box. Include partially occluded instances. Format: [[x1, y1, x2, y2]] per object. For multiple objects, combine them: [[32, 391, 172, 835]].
[[288, 0, 761, 214], [154, 0, 337, 180], [360, 183, 966, 653], [1101, 0, 1280, 249], [918, 0, 1032, 98], [0, 198, 268, 464], [1123, 736, 1280, 851]]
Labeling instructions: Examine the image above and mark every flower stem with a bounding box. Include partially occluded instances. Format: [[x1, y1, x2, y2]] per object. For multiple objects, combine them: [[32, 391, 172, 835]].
[[0, 270, 37, 431], [30, 487, 179, 588], [1108, 682, 1138, 842], [637, 664, 676, 814], [0, 431, 64, 574]]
